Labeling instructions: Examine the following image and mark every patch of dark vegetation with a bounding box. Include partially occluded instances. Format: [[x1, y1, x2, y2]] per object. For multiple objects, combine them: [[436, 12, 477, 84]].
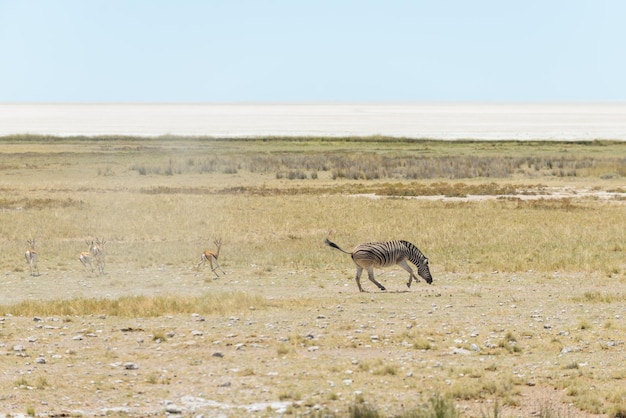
[[5, 135, 623, 180], [369, 182, 538, 197], [0, 197, 83, 210], [511, 198, 582, 211], [138, 182, 550, 197], [139, 186, 213, 195], [128, 152, 625, 180]]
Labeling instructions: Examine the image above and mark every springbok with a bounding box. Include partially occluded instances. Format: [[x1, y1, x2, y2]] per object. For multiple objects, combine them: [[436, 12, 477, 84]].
[[25, 239, 39, 276], [79, 241, 96, 273], [197, 238, 225, 277], [91, 238, 106, 274]]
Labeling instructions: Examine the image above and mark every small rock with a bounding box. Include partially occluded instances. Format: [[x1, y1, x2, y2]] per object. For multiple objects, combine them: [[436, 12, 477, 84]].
[[35, 357, 46, 364], [124, 362, 138, 370], [212, 352, 224, 358], [165, 404, 183, 414]]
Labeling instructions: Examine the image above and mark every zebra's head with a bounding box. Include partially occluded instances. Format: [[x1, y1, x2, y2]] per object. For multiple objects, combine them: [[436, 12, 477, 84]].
[[418, 258, 433, 284]]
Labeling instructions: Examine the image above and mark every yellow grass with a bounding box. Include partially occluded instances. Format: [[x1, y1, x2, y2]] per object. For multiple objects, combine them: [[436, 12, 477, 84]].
[[2, 291, 275, 317]]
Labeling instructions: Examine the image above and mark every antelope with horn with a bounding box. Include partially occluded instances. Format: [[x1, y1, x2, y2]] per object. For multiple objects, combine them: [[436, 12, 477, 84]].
[[25, 239, 39, 276], [197, 238, 225, 277], [79, 240, 96, 273], [91, 238, 106, 274]]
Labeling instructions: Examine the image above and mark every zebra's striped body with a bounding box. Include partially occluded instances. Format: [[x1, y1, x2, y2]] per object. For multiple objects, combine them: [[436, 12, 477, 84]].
[[325, 238, 432, 292]]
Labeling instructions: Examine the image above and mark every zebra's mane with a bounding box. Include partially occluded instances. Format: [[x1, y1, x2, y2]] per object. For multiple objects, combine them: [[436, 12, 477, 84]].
[[399, 240, 427, 262]]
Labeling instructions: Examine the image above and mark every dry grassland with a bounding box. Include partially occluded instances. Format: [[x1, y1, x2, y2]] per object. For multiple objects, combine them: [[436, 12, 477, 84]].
[[0, 136, 624, 417]]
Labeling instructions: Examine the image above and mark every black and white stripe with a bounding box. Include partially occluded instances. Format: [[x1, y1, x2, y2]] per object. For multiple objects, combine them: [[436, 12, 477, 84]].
[[325, 238, 432, 292]]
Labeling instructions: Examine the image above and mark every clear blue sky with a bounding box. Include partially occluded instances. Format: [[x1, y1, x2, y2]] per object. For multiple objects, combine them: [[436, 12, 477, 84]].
[[1, 0, 625, 102]]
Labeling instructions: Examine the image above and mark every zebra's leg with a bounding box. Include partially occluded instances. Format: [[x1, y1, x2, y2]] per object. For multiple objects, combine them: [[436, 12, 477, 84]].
[[397, 260, 419, 288], [355, 265, 365, 292], [366, 268, 386, 291]]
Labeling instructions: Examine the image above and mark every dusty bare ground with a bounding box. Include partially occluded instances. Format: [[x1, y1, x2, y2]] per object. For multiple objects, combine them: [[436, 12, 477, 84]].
[[1, 263, 623, 417]]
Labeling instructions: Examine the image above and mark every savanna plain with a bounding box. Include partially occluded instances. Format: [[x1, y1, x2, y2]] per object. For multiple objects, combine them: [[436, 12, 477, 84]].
[[0, 136, 625, 417]]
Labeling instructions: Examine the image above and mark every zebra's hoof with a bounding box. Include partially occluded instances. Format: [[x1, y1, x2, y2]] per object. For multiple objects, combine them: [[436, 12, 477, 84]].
[[380, 287, 386, 291]]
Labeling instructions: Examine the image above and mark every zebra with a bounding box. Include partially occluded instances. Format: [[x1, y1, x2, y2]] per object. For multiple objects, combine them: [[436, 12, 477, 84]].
[[325, 238, 432, 292]]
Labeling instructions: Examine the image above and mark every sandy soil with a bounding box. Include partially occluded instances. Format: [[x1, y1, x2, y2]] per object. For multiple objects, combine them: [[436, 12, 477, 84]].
[[1, 263, 622, 417]]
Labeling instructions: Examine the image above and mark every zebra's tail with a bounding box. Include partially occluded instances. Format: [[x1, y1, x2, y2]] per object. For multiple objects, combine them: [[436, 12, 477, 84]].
[[324, 238, 352, 255]]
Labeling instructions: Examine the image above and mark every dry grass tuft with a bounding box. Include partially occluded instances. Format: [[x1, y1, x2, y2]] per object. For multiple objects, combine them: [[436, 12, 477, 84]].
[[0, 291, 274, 317]]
